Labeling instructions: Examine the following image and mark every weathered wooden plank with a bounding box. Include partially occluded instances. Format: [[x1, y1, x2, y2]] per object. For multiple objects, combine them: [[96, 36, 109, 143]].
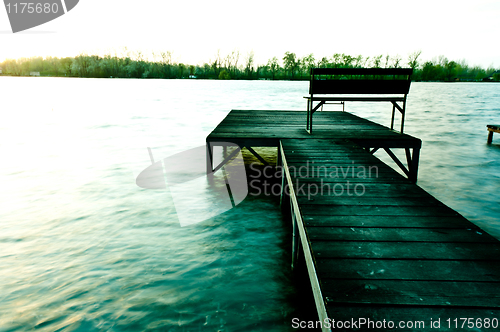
[[218, 119, 385, 126], [284, 158, 395, 166], [208, 112, 421, 143], [285, 158, 390, 165], [220, 119, 378, 125], [284, 163, 393, 172], [487, 124, 500, 132], [210, 127, 404, 135], [282, 137, 356, 143], [284, 149, 387, 155], [298, 197, 443, 207], [283, 139, 421, 149], [214, 127, 389, 134], [284, 169, 396, 177], [285, 165, 399, 177], [284, 147, 381, 154], [284, 154, 390, 161], [283, 142, 367, 148], [212, 126, 390, 133], [322, 279, 500, 307], [208, 132, 286, 138], [301, 205, 459, 216], [303, 215, 473, 228], [296, 183, 431, 198], [225, 109, 305, 114], [285, 162, 390, 170], [220, 115, 376, 121], [289, 178, 410, 186], [307, 227, 498, 243], [316, 258, 500, 282], [311, 241, 500, 260], [207, 138, 281, 147], [327, 305, 500, 331], [288, 178, 409, 186], [208, 136, 418, 149]]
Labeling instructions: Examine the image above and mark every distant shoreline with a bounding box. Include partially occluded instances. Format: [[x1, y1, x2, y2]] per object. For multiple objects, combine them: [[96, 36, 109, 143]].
[[1, 51, 499, 82], [1, 74, 499, 83]]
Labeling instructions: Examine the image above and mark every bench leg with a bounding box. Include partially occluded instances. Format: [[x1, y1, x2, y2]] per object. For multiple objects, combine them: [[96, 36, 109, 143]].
[[306, 100, 310, 131], [309, 110, 313, 134], [487, 130, 494, 144], [306, 100, 313, 134]]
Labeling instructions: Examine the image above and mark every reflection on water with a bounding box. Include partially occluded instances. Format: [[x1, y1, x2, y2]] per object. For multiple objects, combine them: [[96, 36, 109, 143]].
[[0, 77, 499, 331]]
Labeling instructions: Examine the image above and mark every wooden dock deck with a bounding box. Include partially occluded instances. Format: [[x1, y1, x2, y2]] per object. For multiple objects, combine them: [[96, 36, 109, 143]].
[[207, 110, 421, 182], [207, 110, 500, 331], [207, 110, 419, 145], [280, 138, 500, 331]]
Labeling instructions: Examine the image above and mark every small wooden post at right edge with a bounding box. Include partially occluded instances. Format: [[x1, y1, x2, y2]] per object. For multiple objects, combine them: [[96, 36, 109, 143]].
[[486, 125, 500, 144], [488, 130, 494, 144]]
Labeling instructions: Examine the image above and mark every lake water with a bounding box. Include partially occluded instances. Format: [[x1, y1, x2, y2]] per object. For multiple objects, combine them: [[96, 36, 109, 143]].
[[0, 77, 499, 331]]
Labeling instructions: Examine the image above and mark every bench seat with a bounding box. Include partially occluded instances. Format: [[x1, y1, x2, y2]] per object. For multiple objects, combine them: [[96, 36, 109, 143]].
[[304, 96, 405, 102]]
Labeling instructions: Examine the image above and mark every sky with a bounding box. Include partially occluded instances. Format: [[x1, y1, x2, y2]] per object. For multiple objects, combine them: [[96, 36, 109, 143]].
[[1, 0, 499, 68]]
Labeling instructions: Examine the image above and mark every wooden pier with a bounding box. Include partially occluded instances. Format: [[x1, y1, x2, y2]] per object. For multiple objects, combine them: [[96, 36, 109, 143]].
[[207, 110, 421, 182], [206, 110, 500, 331]]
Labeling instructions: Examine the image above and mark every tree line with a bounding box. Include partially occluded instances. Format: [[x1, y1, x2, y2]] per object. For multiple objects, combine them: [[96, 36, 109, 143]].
[[1, 49, 499, 82]]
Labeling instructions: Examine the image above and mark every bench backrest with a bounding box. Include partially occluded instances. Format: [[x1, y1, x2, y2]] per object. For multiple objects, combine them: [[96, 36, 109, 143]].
[[310, 68, 413, 95]]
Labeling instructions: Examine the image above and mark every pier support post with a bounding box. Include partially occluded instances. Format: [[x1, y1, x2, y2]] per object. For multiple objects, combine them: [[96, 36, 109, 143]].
[[277, 146, 282, 169], [279, 145, 286, 208], [206, 142, 213, 174], [280, 150, 291, 215], [486, 125, 500, 144], [409, 146, 420, 183], [391, 104, 396, 130]]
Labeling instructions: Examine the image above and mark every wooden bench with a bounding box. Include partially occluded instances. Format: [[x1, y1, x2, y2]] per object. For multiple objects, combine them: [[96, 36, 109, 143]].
[[305, 68, 413, 134], [487, 125, 500, 144]]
